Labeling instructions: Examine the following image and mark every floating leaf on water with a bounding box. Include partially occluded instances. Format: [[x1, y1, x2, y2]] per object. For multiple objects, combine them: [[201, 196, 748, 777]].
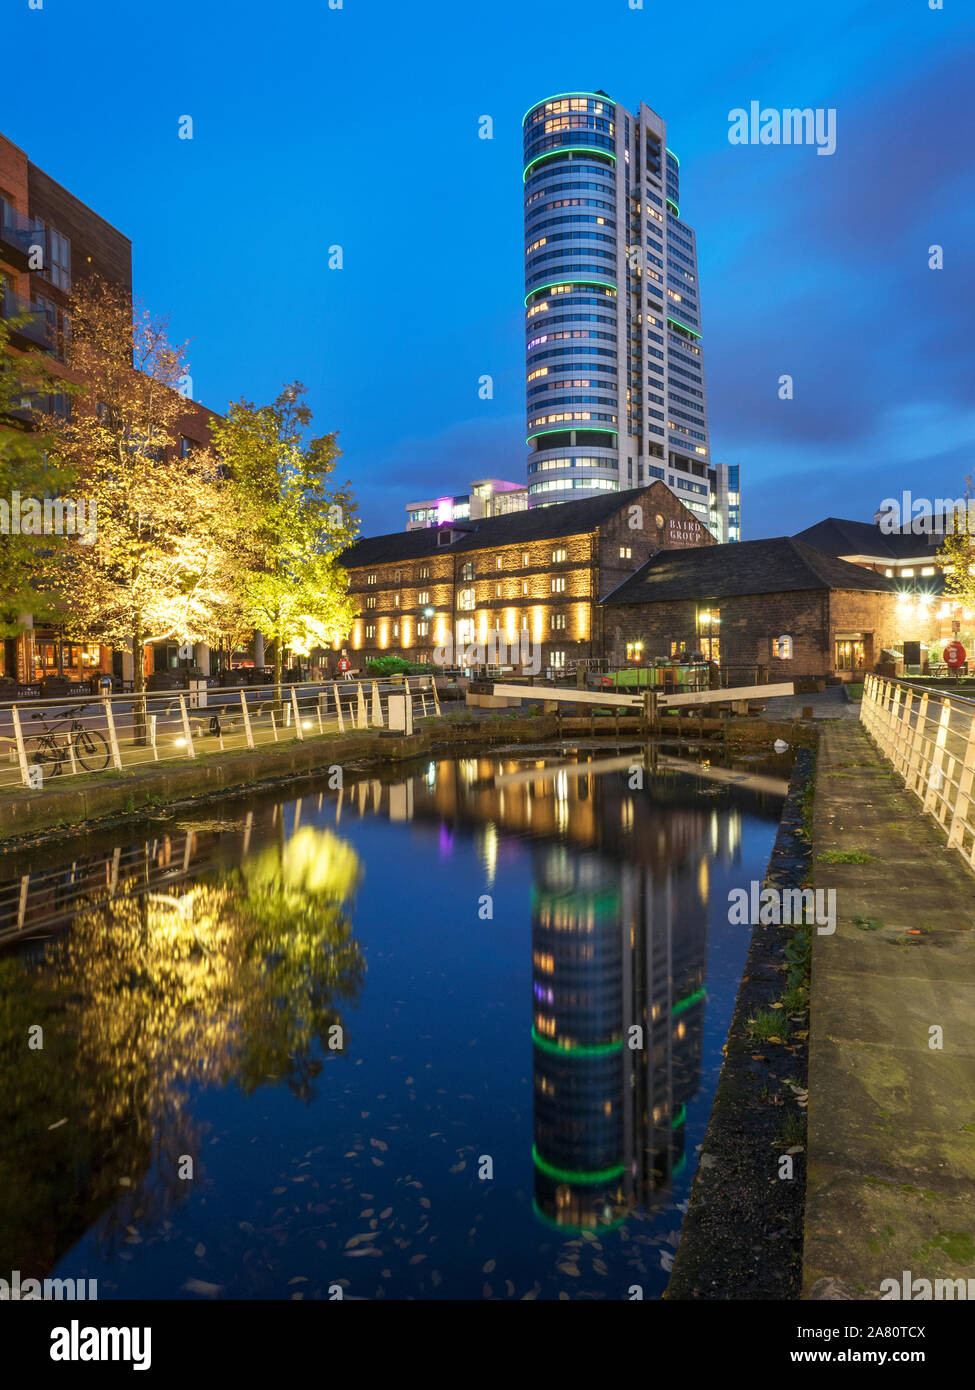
[[370, 1139, 388, 1152], [371, 1157, 383, 1167], [359, 1209, 375, 1219], [419, 1198, 431, 1209], [483, 1259, 496, 1273], [182, 1279, 223, 1297], [408, 1254, 427, 1265], [380, 1208, 393, 1220], [505, 1280, 515, 1297], [288, 1276, 308, 1285], [449, 1161, 466, 1174], [483, 1283, 493, 1298], [194, 1243, 206, 1258], [48, 1118, 68, 1131]]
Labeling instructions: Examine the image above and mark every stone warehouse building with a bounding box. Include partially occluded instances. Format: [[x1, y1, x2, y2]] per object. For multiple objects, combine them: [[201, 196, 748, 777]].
[[600, 537, 902, 679], [338, 482, 714, 670]]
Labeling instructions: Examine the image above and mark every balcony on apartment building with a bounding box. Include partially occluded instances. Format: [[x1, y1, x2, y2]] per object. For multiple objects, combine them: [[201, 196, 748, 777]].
[[0, 199, 45, 271], [0, 285, 53, 350]]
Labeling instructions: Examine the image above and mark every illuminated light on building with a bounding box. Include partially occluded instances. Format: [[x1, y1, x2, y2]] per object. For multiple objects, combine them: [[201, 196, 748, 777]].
[[436, 498, 453, 525]]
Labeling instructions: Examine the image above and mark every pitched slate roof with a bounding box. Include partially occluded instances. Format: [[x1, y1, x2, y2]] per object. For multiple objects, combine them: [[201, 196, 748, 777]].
[[792, 517, 933, 561], [601, 537, 901, 606], [339, 485, 677, 568]]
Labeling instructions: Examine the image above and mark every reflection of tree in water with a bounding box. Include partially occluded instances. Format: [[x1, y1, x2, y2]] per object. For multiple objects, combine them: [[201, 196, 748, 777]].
[[0, 827, 364, 1277]]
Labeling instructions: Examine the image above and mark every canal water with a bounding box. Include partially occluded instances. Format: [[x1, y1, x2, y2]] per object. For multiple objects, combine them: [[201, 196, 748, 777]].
[[0, 743, 789, 1300]]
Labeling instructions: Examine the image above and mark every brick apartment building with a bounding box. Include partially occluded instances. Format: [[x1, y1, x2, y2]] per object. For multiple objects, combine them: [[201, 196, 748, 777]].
[[1, 132, 216, 689], [338, 482, 715, 671], [601, 536, 903, 679]]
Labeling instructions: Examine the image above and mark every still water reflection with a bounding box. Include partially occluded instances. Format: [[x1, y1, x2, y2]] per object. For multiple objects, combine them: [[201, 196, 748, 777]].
[[0, 745, 787, 1299]]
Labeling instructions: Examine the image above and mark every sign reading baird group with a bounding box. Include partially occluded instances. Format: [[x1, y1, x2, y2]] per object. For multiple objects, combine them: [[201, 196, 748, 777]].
[[666, 516, 705, 547]]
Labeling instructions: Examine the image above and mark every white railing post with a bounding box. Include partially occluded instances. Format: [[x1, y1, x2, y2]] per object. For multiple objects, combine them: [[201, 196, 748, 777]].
[[371, 681, 384, 728], [356, 682, 367, 729], [103, 698, 123, 770], [10, 705, 30, 788], [906, 692, 929, 794], [947, 708, 975, 854], [922, 699, 952, 814], [240, 691, 254, 749], [291, 686, 304, 740], [431, 675, 441, 717], [333, 682, 345, 733], [178, 693, 196, 759]]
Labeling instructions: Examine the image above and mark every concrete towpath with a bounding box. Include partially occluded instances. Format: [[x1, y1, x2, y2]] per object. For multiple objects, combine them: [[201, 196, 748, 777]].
[[804, 717, 975, 1297]]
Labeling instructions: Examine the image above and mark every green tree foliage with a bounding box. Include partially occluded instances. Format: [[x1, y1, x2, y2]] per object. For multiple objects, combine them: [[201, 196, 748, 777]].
[[42, 277, 233, 697], [937, 477, 975, 606], [0, 312, 77, 641], [213, 385, 359, 696]]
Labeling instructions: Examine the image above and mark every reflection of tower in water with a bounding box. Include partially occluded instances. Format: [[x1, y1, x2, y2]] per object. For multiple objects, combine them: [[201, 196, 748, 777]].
[[532, 846, 626, 1231], [532, 786, 713, 1232]]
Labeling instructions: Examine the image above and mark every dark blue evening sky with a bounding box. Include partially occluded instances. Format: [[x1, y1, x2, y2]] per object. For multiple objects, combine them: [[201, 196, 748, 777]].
[[6, 0, 974, 539]]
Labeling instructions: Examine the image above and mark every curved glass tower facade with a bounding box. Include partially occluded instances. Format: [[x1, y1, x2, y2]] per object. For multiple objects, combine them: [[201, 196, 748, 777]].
[[523, 92, 715, 529]]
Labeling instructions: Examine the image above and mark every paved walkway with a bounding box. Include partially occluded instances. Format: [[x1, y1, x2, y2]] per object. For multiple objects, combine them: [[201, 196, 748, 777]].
[[804, 718, 975, 1298]]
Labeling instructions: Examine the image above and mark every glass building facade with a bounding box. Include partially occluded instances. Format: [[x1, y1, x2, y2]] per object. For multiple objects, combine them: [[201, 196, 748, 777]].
[[523, 93, 735, 540]]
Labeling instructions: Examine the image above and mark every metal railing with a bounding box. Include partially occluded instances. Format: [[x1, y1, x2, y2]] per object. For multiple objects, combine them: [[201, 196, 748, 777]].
[[860, 674, 975, 869], [0, 676, 440, 794]]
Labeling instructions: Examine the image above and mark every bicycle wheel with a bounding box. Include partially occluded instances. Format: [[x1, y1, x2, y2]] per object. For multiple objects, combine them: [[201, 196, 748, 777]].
[[22, 736, 62, 776], [75, 728, 111, 772]]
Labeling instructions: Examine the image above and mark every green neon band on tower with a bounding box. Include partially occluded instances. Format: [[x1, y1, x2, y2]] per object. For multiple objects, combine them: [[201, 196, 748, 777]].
[[522, 92, 616, 126], [532, 1145, 625, 1185], [531, 1199, 628, 1236], [524, 148, 617, 181], [531, 1026, 623, 1058], [525, 279, 617, 306], [673, 986, 707, 1016]]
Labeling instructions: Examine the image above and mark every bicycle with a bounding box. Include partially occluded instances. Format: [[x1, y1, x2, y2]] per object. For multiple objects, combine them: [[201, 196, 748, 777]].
[[23, 703, 111, 775]]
